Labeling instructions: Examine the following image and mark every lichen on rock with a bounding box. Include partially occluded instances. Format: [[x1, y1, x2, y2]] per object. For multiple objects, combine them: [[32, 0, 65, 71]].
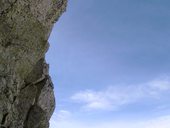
[[0, 0, 67, 127]]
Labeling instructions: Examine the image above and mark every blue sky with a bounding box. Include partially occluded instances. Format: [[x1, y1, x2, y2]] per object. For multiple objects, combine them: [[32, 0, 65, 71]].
[[46, 0, 170, 128]]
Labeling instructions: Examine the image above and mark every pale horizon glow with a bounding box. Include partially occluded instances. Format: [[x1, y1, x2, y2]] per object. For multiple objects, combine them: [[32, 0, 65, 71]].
[[50, 112, 170, 128]]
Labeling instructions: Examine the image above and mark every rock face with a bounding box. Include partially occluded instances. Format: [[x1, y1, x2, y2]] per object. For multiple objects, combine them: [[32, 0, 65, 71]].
[[0, 0, 67, 127]]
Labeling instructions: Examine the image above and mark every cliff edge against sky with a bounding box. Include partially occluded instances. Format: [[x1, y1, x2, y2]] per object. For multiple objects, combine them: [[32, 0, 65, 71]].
[[0, 0, 67, 127]]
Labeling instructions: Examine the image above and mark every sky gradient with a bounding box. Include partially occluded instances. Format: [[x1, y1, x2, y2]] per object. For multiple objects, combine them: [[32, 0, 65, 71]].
[[46, 0, 170, 127]]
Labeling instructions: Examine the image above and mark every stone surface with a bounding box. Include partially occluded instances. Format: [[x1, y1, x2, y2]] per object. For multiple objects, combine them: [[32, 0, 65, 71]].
[[0, 0, 67, 127]]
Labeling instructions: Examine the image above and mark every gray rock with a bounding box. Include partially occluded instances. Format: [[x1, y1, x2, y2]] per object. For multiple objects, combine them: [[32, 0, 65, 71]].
[[0, 0, 67, 127]]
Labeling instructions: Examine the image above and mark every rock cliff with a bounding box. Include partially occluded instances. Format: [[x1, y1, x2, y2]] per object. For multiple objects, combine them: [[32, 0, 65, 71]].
[[0, 0, 67, 127]]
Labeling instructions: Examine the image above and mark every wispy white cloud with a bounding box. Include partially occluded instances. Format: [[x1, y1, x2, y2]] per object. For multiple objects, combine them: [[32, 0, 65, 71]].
[[50, 110, 72, 128], [71, 77, 170, 110], [56, 110, 71, 120]]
